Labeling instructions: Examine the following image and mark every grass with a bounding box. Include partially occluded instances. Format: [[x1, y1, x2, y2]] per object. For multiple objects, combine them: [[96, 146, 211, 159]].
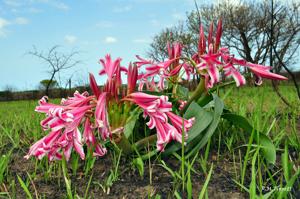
[[0, 84, 299, 198]]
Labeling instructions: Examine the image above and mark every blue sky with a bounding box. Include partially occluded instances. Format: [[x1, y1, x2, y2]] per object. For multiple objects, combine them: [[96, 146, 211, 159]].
[[0, 0, 195, 91]]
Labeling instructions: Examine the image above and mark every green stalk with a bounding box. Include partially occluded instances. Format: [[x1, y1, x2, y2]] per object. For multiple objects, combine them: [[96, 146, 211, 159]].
[[134, 134, 157, 149], [116, 133, 133, 155], [180, 77, 206, 114], [181, 118, 185, 196]]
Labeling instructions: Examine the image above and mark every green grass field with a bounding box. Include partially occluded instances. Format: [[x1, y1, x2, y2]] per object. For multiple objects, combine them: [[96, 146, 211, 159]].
[[0, 85, 299, 198]]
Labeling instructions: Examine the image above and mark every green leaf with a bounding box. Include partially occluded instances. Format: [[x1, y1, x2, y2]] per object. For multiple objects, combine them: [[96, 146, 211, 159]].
[[17, 175, 33, 199], [186, 162, 193, 199], [197, 94, 213, 107], [124, 107, 142, 138], [0, 151, 11, 184], [186, 94, 224, 157], [222, 113, 276, 164], [281, 141, 290, 182], [132, 157, 144, 177], [176, 85, 189, 100], [198, 163, 214, 199], [278, 168, 300, 199], [250, 150, 259, 198], [163, 101, 213, 156]]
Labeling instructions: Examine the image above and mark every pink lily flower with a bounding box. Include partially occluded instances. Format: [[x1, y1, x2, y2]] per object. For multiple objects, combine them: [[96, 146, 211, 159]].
[[83, 118, 96, 146], [246, 63, 288, 81], [149, 116, 172, 151], [35, 96, 63, 113], [124, 92, 194, 151], [178, 100, 187, 111], [137, 74, 147, 91], [25, 127, 86, 161], [127, 63, 138, 94], [198, 24, 206, 55], [64, 105, 93, 131], [167, 42, 182, 60], [214, 19, 222, 52], [72, 128, 85, 160], [99, 54, 127, 79], [61, 91, 91, 107], [94, 144, 107, 157], [26, 90, 101, 161], [83, 118, 107, 157], [24, 130, 61, 160], [197, 45, 222, 88], [135, 55, 153, 68], [124, 92, 172, 113], [53, 128, 85, 161], [95, 92, 111, 140], [224, 64, 246, 87], [220, 48, 287, 85], [207, 22, 214, 47], [145, 59, 174, 77], [89, 73, 100, 99], [166, 112, 194, 135]]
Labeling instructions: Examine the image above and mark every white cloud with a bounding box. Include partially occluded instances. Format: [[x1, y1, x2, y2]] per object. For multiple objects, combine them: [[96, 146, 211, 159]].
[[6, 0, 70, 12], [64, 35, 77, 44], [150, 19, 160, 27], [0, 17, 30, 37], [53, 2, 69, 11], [3, 0, 22, 7], [0, 18, 10, 37], [15, 17, 29, 25], [0, 18, 10, 29], [172, 13, 185, 20], [96, 21, 114, 28], [104, 36, 117, 43], [113, 5, 132, 13], [132, 38, 151, 44], [28, 7, 43, 13]]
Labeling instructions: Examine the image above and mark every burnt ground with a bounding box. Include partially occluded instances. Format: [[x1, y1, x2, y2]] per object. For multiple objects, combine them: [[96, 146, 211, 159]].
[[2, 118, 299, 199], [6, 150, 247, 199]]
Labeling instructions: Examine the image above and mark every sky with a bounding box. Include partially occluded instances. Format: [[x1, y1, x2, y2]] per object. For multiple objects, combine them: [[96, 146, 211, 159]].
[[0, 0, 196, 91]]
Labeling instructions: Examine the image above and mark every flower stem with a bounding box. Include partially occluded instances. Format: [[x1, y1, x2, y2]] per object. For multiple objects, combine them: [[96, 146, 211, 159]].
[[134, 134, 157, 149], [116, 134, 133, 155], [180, 77, 206, 114]]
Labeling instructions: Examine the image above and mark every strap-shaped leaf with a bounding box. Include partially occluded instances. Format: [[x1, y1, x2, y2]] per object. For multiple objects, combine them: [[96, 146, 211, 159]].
[[222, 113, 276, 164], [163, 101, 213, 156], [186, 94, 224, 157], [124, 107, 142, 138]]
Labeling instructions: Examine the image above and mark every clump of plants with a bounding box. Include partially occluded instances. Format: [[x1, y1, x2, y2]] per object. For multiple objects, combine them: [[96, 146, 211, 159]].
[[25, 19, 287, 167]]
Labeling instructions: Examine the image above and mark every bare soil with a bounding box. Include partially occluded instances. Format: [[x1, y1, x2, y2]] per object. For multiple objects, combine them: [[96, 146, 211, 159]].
[[7, 150, 248, 199]]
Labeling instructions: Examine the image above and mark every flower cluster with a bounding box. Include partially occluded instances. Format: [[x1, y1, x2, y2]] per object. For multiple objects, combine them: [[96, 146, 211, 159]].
[[124, 92, 194, 151], [25, 92, 107, 161], [25, 53, 194, 161], [136, 19, 287, 91], [26, 19, 287, 162]]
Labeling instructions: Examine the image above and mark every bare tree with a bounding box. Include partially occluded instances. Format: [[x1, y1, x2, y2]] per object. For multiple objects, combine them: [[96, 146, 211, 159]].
[[267, 0, 300, 101], [2, 85, 15, 100], [40, 79, 58, 90], [187, 0, 300, 68], [29, 45, 81, 96]]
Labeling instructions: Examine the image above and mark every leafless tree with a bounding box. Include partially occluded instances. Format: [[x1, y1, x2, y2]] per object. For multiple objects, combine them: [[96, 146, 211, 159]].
[[268, 0, 300, 102], [2, 85, 15, 100], [187, 0, 300, 67], [28, 45, 81, 96], [188, 0, 300, 102]]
